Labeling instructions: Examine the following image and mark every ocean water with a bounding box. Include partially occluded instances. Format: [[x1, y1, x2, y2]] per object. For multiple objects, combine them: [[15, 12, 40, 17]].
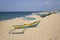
[[0, 11, 44, 21], [0, 12, 34, 21]]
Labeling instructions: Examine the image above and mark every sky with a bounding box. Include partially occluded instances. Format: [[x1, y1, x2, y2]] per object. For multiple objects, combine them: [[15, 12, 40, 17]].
[[0, 0, 60, 12]]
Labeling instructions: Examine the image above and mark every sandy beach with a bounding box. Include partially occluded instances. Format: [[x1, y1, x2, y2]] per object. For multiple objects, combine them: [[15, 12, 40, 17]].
[[0, 14, 60, 40]]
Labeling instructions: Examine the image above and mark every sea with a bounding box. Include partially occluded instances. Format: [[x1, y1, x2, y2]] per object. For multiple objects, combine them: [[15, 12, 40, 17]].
[[0, 11, 42, 21]]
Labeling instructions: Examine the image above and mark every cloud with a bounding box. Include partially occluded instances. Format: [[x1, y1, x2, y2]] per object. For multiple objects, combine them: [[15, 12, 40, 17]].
[[44, 1, 49, 4]]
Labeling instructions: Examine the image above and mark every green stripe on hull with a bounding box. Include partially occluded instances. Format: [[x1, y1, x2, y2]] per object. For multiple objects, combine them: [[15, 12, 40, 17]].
[[13, 21, 40, 29]]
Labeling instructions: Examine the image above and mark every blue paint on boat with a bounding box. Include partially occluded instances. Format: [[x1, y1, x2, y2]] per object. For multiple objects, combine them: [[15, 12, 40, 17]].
[[23, 17, 35, 20]]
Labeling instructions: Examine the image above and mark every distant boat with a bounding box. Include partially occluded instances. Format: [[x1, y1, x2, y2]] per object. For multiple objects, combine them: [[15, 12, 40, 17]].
[[35, 12, 53, 17], [23, 17, 35, 21], [9, 21, 40, 34], [56, 11, 60, 14]]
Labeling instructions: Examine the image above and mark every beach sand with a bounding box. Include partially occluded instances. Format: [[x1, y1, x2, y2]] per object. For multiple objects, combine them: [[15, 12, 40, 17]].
[[0, 14, 60, 40]]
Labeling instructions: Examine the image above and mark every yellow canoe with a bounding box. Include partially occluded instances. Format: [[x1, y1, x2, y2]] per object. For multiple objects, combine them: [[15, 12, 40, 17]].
[[13, 21, 40, 29]]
